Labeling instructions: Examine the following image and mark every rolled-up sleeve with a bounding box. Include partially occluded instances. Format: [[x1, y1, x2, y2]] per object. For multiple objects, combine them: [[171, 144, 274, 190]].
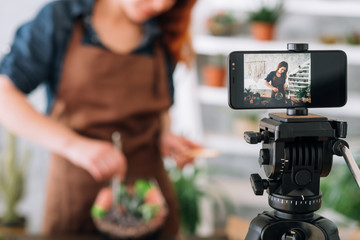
[[0, 3, 56, 94]]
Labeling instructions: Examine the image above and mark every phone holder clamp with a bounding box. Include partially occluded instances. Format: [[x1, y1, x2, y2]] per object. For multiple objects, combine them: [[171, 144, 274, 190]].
[[287, 43, 310, 116], [287, 43, 309, 52]]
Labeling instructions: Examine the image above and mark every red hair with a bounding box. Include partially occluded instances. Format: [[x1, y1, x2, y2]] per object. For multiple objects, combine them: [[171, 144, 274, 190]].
[[157, 0, 197, 66]]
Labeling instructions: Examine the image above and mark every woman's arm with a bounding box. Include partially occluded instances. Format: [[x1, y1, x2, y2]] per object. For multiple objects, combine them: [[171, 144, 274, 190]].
[[0, 75, 126, 180], [264, 80, 278, 92]]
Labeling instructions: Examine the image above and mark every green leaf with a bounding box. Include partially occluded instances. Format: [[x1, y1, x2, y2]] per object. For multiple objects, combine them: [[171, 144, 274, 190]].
[[248, 1, 284, 23], [134, 179, 153, 198], [139, 203, 160, 221], [91, 205, 106, 219], [321, 160, 360, 224], [169, 167, 202, 234]]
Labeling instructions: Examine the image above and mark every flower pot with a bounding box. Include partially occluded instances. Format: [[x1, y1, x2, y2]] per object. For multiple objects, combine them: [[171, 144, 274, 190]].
[[202, 65, 226, 87], [208, 22, 236, 36], [250, 22, 275, 41], [0, 217, 27, 235], [207, 11, 237, 36]]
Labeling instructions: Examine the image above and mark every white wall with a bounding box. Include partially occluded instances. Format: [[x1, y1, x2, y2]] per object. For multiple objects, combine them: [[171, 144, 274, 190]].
[[0, 0, 50, 51]]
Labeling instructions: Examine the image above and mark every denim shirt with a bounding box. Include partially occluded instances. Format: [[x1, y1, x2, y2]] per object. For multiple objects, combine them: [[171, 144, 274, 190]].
[[0, 0, 175, 113]]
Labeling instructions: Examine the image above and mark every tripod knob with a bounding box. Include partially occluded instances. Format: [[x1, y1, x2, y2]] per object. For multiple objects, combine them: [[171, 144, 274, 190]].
[[244, 131, 261, 144], [282, 229, 305, 240], [259, 149, 270, 165], [250, 174, 269, 195]]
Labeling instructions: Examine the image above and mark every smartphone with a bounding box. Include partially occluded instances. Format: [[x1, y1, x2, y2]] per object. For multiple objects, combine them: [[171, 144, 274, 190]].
[[228, 50, 347, 109]]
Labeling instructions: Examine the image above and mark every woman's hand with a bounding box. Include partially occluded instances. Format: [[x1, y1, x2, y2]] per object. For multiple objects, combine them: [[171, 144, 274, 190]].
[[160, 132, 201, 169], [0, 75, 127, 181], [264, 80, 278, 93], [65, 137, 127, 181]]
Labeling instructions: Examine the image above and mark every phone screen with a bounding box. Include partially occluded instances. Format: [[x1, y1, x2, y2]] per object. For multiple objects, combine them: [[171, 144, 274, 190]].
[[229, 51, 347, 109]]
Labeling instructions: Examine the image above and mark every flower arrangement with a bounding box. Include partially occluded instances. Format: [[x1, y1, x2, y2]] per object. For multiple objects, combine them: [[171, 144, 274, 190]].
[[91, 179, 167, 239]]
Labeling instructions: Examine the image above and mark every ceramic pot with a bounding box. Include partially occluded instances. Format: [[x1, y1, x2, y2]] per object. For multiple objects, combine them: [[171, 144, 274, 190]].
[[202, 65, 226, 87], [250, 22, 275, 41], [0, 217, 26, 235]]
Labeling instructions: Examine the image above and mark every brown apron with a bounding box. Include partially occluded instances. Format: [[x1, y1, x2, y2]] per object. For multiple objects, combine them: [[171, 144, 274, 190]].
[[42, 21, 179, 237]]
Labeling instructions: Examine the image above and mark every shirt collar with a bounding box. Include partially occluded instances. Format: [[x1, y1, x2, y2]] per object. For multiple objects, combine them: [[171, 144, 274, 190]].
[[136, 19, 161, 52], [69, 0, 95, 18]]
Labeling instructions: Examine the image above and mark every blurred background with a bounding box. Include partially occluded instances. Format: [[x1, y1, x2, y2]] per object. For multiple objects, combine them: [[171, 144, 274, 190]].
[[1, 0, 360, 239]]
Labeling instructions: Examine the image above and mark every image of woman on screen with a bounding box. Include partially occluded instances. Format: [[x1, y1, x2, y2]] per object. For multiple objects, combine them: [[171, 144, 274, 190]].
[[264, 61, 289, 106]]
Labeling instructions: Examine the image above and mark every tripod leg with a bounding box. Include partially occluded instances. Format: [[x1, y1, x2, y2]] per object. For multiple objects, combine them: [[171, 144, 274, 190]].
[[245, 212, 275, 240], [312, 214, 340, 240]]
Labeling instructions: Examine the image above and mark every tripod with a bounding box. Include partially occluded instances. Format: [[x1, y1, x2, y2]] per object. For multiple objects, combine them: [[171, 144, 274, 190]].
[[244, 109, 360, 240]]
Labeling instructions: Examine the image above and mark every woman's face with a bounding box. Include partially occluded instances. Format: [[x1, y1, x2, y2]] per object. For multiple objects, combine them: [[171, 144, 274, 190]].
[[120, 0, 177, 23], [278, 66, 287, 74]]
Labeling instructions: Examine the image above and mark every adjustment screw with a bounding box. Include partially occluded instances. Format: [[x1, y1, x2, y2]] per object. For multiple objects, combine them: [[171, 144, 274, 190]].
[[294, 169, 312, 186], [282, 229, 305, 240], [259, 149, 270, 165]]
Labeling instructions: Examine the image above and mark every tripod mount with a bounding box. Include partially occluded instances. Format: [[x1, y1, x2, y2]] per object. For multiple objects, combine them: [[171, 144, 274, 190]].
[[244, 108, 360, 240]]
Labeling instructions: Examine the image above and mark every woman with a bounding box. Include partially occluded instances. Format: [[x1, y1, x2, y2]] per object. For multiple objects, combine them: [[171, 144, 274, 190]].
[[0, 0, 198, 236], [264, 61, 289, 106]]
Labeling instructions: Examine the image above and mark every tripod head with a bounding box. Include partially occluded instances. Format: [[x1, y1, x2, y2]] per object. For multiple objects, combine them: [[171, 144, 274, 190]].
[[243, 108, 360, 239], [244, 110, 349, 216]]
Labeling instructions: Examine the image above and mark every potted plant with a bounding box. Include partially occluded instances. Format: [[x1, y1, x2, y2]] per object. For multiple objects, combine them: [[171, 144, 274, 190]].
[[202, 54, 226, 88], [91, 179, 168, 239], [248, 0, 284, 41], [321, 155, 360, 227], [166, 163, 234, 236], [301, 87, 310, 103], [207, 11, 237, 36], [293, 87, 310, 104], [0, 131, 30, 235], [345, 32, 360, 45], [168, 166, 202, 234], [294, 87, 305, 99]]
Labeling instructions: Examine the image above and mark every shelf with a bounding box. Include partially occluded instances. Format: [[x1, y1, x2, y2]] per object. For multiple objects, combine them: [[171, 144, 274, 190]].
[[285, 0, 360, 18], [289, 79, 309, 83], [198, 86, 228, 106], [193, 35, 360, 65], [195, 0, 360, 18]]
